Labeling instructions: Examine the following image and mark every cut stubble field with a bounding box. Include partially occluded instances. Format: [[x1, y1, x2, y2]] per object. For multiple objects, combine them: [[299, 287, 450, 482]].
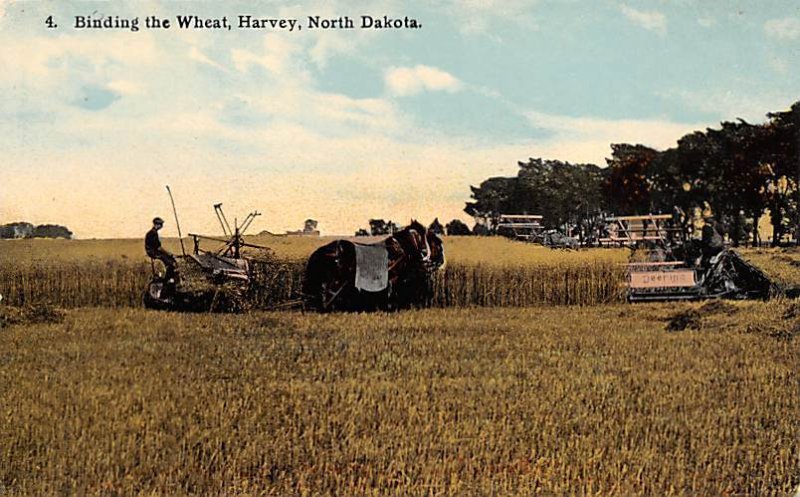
[[1, 303, 799, 495], [1, 236, 799, 495]]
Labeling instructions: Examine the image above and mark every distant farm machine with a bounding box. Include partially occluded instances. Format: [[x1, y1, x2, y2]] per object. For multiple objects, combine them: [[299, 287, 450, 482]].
[[599, 214, 777, 302], [496, 214, 544, 242], [496, 214, 580, 249], [598, 214, 683, 248]]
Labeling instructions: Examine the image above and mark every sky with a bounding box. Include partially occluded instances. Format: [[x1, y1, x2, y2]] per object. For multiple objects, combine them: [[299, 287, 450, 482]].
[[1, 0, 799, 238]]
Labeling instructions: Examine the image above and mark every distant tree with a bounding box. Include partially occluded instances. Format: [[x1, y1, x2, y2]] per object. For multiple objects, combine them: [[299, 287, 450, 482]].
[[0, 222, 35, 239], [472, 223, 490, 236], [303, 219, 318, 233], [765, 102, 800, 244], [354, 228, 369, 236], [466, 159, 604, 231], [368, 219, 388, 236], [463, 99, 800, 245], [546, 161, 606, 229], [654, 136, 706, 208], [368, 219, 400, 236], [758, 156, 795, 246], [602, 144, 659, 214], [464, 176, 517, 229], [517, 159, 606, 228], [445, 219, 471, 235], [428, 218, 444, 235], [635, 132, 719, 239], [706, 120, 774, 246], [31, 224, 72, 239]]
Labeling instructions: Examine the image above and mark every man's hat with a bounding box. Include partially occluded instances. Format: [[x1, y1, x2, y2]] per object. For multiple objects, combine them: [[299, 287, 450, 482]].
[[152, 217, 165, 225]]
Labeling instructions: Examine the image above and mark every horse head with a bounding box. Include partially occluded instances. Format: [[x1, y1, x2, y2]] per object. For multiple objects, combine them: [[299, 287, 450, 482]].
[[394, 220, 426, 264], [424, 222, 446, 271], [395, 220, 445, 272]]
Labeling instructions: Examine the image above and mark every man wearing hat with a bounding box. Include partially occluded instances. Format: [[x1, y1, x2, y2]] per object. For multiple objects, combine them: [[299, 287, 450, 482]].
[[145, 217, 176, 279], [701, 214, 725, 266]]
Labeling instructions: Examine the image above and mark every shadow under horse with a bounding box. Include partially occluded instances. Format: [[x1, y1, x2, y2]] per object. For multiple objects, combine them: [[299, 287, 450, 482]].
[[303, 220, 445, 312]]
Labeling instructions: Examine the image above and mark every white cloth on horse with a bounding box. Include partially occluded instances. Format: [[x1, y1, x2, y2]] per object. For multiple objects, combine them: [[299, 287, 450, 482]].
[[354, 242, 389, 292]]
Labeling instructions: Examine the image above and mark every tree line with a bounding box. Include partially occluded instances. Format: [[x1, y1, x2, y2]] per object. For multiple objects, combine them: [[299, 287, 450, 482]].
[[0, 222, 73, 240], [355, 218, 472, 237], [465, 102, 800, 246]]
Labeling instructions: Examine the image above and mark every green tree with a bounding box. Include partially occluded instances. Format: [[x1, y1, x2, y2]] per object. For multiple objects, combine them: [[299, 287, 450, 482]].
[[705, 121, 772, 246], [445, 219, 472, 235], [369, 219, 399, 236], [602, 144, 659, 214], [516, 158, 605, 229], [765, 102, 800, 245], [466, 158, 605, 232], [464, 176, 518, 229]]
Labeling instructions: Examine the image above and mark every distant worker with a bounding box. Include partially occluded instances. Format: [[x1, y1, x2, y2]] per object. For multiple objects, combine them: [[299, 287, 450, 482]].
[[701, 215, 725, 265], [145, 217, 177, 279], [671, 205, 686, 244]]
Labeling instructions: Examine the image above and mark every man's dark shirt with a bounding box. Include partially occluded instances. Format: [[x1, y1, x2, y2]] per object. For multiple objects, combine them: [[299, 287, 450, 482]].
[[702, 222, 724, 249], [145, 228, 161, 257]]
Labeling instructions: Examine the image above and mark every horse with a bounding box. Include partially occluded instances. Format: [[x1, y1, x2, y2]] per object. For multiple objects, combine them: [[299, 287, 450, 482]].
[[302, 220, 445, 312]]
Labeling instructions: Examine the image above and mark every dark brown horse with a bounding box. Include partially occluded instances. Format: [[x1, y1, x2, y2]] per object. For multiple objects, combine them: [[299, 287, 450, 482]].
[[303, 220, 445, 311]]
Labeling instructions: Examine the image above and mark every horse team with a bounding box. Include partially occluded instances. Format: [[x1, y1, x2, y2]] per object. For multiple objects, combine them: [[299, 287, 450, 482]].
[[303, 220, 445, 312]]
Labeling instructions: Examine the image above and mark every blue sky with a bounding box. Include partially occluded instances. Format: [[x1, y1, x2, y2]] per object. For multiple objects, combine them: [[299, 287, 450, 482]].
[[1, 0, 799, 237]]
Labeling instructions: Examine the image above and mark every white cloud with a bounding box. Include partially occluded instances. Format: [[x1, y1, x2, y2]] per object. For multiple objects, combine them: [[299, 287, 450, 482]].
[[221, 35, 403, 133], [444, 0, 536, 35], [0, 33, 160, 79], [230, 89, 403, 134], [524, 111, 706, 163], [279, 1, 393, 69], [0, 32, 162, 116], [659, 89, 795, 123], [230, 34, 310, 84], [188, 46, 226, 72], [385, 65, 462, 97], [697, 17, 716, 28], [764, 18, 800, 40], [106, 80, 141, 96], [620, 5, 667, 35], [768, 55, 789, 74]]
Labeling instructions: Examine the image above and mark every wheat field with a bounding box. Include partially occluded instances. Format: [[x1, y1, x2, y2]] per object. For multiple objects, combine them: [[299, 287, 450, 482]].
[[1, 237, 799, 495], [0, 236, 629, 308], [1, 301, 799, 495], [3, 237, 797, 310]]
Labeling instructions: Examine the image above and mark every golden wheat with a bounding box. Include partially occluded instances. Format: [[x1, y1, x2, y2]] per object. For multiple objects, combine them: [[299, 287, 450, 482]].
[[0, 237, 629, 308]]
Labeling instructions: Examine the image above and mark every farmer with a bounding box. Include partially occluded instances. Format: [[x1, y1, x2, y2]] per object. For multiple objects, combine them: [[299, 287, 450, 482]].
[[701, 215, 725, 265], [145, 217, 177, 279]]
